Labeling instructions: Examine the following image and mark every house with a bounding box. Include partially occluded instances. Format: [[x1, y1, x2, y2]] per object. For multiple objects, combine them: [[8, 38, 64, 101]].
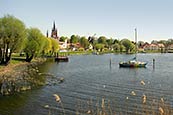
[[157, 43, 165, 48], [139, 43, 165, 52], [167, 44, 173, 53], [146, 44, 159, 50], [138, 43, 149, 51], [59, 39, 68, 50], [70, 43, 82, 51], [142, 43, 165, 51]]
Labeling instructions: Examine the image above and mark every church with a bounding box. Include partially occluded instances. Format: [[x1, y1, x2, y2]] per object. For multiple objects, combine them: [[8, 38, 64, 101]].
[[47, 21, 59, 41], [47, 22, 68, 50]]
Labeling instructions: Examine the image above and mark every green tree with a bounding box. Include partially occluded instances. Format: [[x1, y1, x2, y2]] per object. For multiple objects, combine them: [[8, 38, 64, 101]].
[[50, 38, 59, 56], [24, 28, 46, 62], [98, 36, 107, 45], [121, 39, 134, 53], [113, 39, 120, 44], [79, 36, 89, 49], [59, 36, 68, 42], [42, 37, 52, 56], [0, 15, 26, 64], [119, 43, 125, 53], [113, 43, 120, 52], [95, 43, 105, 51], [106, 38, 113, 49], [70, 35, 79, 44]]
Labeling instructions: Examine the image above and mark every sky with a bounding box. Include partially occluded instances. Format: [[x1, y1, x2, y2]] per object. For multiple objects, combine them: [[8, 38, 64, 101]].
[[1, 0, 173, 42]]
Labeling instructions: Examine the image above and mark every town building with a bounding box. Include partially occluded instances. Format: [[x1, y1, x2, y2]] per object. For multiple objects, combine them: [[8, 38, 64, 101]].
[[51, 21, 59, 40]]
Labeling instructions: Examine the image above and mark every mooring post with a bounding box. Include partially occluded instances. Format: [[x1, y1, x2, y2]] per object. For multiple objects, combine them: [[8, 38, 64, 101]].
[[153, 58, 155, 69], [110, 58, 112, 68]]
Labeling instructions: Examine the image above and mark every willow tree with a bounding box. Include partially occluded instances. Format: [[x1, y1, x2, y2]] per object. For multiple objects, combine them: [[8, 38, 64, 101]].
[[50, 38, 59, 56], [0, 15, 26, 64], [24, 28, 45, 62], [42, 37, 52, 56]]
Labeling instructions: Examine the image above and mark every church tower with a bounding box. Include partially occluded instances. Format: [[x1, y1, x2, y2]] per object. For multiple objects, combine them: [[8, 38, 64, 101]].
[[51, 21, 59, 40]]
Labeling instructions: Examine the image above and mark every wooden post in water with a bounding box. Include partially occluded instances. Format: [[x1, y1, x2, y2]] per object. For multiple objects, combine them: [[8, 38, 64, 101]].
[[110, 58, 112, 68], [153, 59, 155, 69]]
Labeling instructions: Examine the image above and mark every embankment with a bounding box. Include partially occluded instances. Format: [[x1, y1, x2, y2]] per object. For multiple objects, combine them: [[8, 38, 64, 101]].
[[0, 58, 46, 96]]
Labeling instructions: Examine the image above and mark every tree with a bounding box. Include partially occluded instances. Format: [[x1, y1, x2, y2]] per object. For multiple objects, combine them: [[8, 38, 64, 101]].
[[119, 43, 125, 53], [113, 43, 120, 52], [42, 37, 52, 56], [24, 28, 46, 62], [79, 36, 89, 49], [50, 38, 59, 56], [95, 43, 105, 51], [98, 36, 107, 44], [106, 38, 113, 49], [113, 39, 120, 44], [121, 39, 134, 53], [70, 35, 79, 44], [0, 15, 26, 64], [59, 36, 68, 42]]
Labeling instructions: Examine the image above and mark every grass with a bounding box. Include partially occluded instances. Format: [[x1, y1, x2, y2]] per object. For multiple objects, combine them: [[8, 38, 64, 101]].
[[58, 51, 93, 56]]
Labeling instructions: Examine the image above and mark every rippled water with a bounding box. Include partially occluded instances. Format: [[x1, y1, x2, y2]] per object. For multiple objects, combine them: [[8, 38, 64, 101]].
[[0, 53, 173, 115]]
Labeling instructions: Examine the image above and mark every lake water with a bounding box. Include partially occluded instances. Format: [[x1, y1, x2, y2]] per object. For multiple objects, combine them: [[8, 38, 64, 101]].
[[0, 53, 173, 115]]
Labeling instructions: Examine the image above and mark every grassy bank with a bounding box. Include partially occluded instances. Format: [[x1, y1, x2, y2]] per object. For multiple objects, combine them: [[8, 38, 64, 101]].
[[58, 50, 117, 56]]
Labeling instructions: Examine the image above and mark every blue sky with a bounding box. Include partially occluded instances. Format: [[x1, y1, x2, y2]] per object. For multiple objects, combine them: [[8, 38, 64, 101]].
[[1, 0, 173, 42]]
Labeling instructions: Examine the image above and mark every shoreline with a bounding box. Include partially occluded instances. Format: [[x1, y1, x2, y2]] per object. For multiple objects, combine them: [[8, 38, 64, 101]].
[[0, 58, 47, 96]]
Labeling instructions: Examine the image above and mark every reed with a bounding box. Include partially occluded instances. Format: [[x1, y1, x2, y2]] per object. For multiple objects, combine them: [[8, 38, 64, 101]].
[[45, 79, 173, 115]]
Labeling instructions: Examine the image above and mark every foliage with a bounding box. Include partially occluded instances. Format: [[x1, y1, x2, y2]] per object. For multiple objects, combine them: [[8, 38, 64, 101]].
[[119, 43, 125, 53], [106, 38, 113, 47], [50, 38, 59, 56], [79, 36, 89, 49], [0, 15, 26, 64], [70, 35, 79, 44], [95, 43, 105, 51], [59, 36, 68, 42], [106, 38, 114, 50], [121, 39, 135, 53], [113, 43, 120, 52], [98, 36, 107, 45], [24, 28, 46, 62], [78, 47, 84, 51], [113, 39, 120, 44], [42, 37, 52, 55]]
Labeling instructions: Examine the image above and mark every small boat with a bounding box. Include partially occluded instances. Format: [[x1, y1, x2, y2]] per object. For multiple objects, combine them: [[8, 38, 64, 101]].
[[119, 28, 147, 68], [119, 58, 147, 68]]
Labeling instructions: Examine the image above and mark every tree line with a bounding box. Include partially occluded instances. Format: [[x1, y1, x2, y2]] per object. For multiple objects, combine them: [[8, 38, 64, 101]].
[[61, 35, 173, 53], [4, 14, 170, 65], [0, 15, 59, 64], [60, 35, 136, 53]]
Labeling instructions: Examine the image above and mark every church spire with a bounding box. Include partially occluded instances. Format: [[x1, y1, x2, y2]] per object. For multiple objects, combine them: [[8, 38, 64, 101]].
[[53, 21, 56, 31], [51, 21, 58, 40]]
